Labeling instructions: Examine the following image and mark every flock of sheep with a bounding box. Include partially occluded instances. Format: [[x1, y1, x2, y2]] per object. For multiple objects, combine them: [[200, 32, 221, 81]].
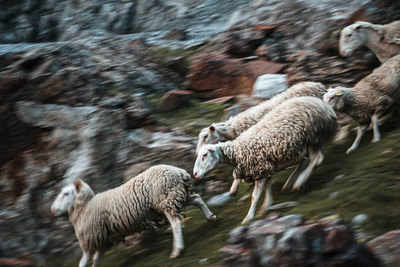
[[50, 20, 400, 266]]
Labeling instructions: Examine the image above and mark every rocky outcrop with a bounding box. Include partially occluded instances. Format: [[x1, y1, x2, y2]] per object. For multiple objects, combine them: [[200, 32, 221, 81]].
[[368, 230, 400, 267], [221, 214, 381, 267]]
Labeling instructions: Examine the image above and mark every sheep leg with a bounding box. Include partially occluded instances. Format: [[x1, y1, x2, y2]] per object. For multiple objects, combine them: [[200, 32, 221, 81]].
[[164, 211, 184, 259], [242, 178, 266, 224], [92, 250, 103, 267], [347, 125, 368, 154], [258, 179, 273, 216], [292, 151, 320, 191], [371, 114, 381, 143], [79, 251, 91, 267], [229, 178, 241, 196], [188, 194, 216, 222], [282, 158, 309, 191]]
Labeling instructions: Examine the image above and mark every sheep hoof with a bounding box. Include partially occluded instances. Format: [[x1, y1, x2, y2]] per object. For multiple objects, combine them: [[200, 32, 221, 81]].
[[371, 138, 380, 143], [207, 214, 217, 222], [241, 217, 251, 224], [170, 248, 182, 259], [346, 147, 355, 154]]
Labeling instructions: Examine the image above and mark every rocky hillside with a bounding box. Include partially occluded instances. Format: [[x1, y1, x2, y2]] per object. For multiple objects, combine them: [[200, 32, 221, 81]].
[[1, 0, 400, 266]]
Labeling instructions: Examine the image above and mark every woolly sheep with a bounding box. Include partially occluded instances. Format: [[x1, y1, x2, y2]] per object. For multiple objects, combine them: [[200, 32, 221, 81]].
[[324, 54, 400, 154], [193, 97, 337, 224], [339, 20, 400, 63], [196, 81, 327, 154], [51, 165, 216, 266]]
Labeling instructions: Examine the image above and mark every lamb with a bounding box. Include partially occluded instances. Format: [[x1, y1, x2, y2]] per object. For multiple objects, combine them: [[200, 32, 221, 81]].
[[193, 97, 337, 224], [339, 20, 400, 63], [51, 165, 216, 266], [323, 54, 400, 154], [196, 81, 327, 154]]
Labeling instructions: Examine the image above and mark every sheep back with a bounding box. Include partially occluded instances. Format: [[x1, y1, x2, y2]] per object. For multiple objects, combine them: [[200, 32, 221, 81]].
[[221, 96, 336, 182], [226, 82, 327, 136], [73, 165, 190, 253], [355, 54, 400, 102]]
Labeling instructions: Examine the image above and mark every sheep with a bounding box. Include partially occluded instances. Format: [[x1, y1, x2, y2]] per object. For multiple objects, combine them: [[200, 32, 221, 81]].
[[193, 96, 337, 224], [339, 20, 400, 63], [51, 165, 216, 266], [196, 81, 327, 154], [323, 54, 400, 154]]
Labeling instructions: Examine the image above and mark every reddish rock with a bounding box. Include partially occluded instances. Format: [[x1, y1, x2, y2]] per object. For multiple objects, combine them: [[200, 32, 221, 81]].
[[204, 96, 236, 104], [187, 52, 254, 98], [251, 25, 277, 31], [162, 29, 186, 41], [368, 230, 400, 267], [244, 60, 287, 79], [324, 225, 351, 253], [0, 257, 34, 266], [158, 89, 194, 112]]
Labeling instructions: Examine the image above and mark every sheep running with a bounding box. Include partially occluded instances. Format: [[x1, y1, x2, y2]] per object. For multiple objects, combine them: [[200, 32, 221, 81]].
[[51, 165, 216, 266], [339, 20, 400, 63], [324, 54, 400, 154], [196, 81, 327, 153], [193, 97, 337, 224]]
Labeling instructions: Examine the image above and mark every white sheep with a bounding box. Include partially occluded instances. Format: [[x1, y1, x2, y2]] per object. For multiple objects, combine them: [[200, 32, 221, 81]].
[[324, 54, 400, 154], [196, 81, 327, 154], [339, 20, 400, 63], [51, 165, 216, 266], [193, 97, 337, 224]]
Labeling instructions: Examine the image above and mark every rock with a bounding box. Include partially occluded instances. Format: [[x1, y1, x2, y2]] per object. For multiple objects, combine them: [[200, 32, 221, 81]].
[[162, 29, 187, 41], [352, 214, 369, 226], [207, 192, 236, 207], [244, 60, 287, 79], [158, 89, 194, 112], [203, 96, 236, 104], [368, 230, 400, 267], [187, 52, 254, 98], [252, 74, 289, 99], [221, 214, 380, 267], [286, 50, 377, 87]]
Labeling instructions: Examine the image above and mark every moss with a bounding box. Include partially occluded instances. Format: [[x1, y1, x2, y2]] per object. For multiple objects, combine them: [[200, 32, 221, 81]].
[[146, 94, 230, 136], [151, 46, 198, 76]]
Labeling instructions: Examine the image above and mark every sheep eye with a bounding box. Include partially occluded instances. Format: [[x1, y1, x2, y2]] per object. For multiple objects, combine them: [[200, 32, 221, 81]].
[[204, 134, 208, 141], [64, 192, 69, 196], [346, 33, 352, 37]]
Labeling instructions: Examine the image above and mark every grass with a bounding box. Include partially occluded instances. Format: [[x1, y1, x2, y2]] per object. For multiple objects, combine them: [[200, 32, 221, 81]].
[[49, 104, 400, 266], [151, 47, 198, 77], [146, 94, 230, 136]]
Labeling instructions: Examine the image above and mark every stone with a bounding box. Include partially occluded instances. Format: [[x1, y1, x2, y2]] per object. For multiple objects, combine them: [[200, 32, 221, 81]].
[[221, 214, 380, 266], [352, 214, 369, 226], [244, 60, 287, 79], [368, 230, 400, 267], [187, 52, 254, 98], [252, 74, 289, 99], [158, 89, 194, 112], [162, 29, 187, 41]]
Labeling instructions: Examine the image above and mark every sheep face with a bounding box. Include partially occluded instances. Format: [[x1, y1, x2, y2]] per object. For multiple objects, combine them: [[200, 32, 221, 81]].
[[51, 184, 76, 216], [51, 180, 94, 216], [196, 125, 221, 154], [339, 24, 366, 57], [196, 123, 234, 154], [323, 88, 346, 111], [193, 145, 220, 179]]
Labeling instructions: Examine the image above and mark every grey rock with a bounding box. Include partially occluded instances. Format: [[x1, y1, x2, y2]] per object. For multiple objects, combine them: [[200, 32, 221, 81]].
[[252, 74, 289, 99]]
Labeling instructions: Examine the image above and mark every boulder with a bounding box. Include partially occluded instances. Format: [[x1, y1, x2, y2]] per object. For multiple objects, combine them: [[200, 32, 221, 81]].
[[187, 52, 254, 98], [221, 214, 381, 267], [368, 230, 400, 267], [158, 89, 194, 112], [252, 74, 289, 99]]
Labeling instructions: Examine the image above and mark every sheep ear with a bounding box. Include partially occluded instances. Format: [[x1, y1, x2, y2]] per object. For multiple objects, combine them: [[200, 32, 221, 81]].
[[74, 180, 82, 192], [209, 125, 215, 132]]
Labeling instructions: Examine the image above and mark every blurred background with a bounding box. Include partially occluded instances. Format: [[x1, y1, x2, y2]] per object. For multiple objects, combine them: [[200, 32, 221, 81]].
[[1, 0, 400, 266]]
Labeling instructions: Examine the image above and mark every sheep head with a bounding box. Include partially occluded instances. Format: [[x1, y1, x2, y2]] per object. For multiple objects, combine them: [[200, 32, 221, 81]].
[[193, 144, 221, 179], [339, 23, 366, 57], [323, 87, 348, 111], [196, 123, 234, 154], [51, 179, 94, 215]]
